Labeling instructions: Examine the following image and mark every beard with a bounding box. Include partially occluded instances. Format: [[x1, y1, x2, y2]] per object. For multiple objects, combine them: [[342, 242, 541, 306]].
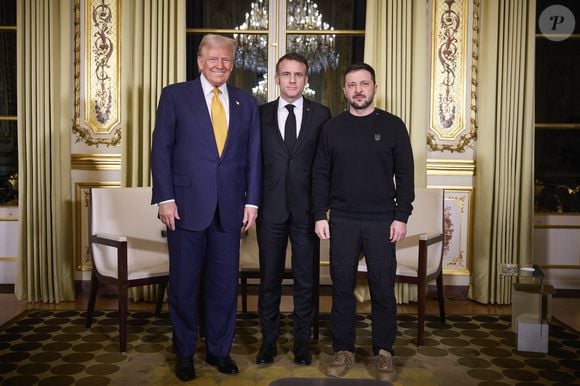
[[348, 94, 374, 110]]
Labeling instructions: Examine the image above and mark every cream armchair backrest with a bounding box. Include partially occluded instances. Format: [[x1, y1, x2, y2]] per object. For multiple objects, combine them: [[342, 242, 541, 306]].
[[90, 187, 168, 280], [396, 188, 444, 278], [91, 187, 166, 240]]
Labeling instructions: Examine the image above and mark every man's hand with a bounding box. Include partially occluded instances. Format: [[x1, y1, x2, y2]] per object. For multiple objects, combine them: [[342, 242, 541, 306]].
[[389, 220, 407, 243], [315, 219, 330, 240], [158, 201, 180, 231], [242, 206, 258, 231]]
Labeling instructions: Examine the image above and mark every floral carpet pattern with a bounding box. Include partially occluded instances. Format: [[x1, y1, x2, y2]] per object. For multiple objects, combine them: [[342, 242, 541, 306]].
[[1, 310, 579, 385]]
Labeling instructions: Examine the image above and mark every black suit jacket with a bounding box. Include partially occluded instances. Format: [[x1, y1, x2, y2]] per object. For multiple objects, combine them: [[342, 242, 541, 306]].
[[259, 97, 331, 224]]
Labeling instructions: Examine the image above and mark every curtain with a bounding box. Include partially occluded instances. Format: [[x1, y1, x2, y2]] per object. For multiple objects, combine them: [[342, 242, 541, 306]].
[[122, 0, 186, 301], [469, 0, 535, 304], [363, 0, 429, 303], [364, 0, 411, 123], [122, 0, 185, 186], [16, 0, 75, 302]]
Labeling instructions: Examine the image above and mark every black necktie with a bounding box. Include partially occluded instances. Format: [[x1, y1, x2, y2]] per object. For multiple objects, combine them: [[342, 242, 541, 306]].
[[285, 104, 296, 152]]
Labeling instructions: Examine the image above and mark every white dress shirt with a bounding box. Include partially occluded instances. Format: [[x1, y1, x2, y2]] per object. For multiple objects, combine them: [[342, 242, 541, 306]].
[[200, 74, 230, 126], [278, 96, 304, 140]]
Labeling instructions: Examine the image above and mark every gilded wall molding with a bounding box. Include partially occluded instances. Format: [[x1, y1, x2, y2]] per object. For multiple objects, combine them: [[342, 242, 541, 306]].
[[73, 0, 122, 147], [428, 0, 479, 152], [71, 153, 121, 170], [426, 159, 476, 176]]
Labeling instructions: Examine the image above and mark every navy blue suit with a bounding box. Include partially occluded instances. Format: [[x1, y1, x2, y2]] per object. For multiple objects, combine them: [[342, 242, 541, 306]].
[[151, 77, 261, 358]]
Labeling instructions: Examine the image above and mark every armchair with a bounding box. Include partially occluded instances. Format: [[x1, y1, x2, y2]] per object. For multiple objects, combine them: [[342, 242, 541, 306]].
[[85, 187, 169, 352]]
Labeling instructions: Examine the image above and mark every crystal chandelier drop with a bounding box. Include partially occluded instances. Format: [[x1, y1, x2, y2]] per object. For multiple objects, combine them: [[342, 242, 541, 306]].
[[286, 0, 339, 73], [233, 0, 339, 75], [234, 0, 269, 74]]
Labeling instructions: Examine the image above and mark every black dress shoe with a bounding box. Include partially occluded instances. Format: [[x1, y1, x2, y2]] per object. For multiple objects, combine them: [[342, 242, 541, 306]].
[[256, 342, 277, 364], [293, 341, 312, 365], [206, 352, 239, 374], [175, 356, 196, 382], [294, 351, 312, 365]]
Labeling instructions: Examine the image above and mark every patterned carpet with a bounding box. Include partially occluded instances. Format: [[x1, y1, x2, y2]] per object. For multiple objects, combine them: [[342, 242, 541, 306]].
[[0, 310, 579, 385]]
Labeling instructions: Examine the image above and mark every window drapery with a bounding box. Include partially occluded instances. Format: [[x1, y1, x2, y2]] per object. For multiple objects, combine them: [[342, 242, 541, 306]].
[[16, 0, 75, 302], [470, 0, 535, 304]]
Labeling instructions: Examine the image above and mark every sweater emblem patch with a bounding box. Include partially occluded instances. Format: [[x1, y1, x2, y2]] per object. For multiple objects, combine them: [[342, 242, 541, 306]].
[[374, 134, 381, 141]]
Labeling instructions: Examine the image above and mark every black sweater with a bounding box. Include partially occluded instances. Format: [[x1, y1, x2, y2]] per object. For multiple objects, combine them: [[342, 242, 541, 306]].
[[312, 108, 414, 222]]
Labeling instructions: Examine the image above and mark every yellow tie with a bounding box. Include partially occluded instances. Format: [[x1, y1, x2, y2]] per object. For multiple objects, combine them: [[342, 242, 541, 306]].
[[211, 86, 227, 156]]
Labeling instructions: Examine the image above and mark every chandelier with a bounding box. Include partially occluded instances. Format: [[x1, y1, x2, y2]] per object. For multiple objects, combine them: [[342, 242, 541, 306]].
[[234, 0, 269, 74], [286, 0, 339, 73], [234, 0, 339, 75]]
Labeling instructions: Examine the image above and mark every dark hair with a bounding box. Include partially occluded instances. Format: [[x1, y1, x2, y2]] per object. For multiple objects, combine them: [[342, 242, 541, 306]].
[[344, 63, 376, 83], [275, 52, 309, 75]]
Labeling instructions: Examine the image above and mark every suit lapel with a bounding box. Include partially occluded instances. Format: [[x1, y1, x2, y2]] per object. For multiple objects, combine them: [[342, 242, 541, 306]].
[[222, 85, 243, 157], [185, 79, 214, 148], [271, 99, 287, 151], [292, 98, 313, 155]]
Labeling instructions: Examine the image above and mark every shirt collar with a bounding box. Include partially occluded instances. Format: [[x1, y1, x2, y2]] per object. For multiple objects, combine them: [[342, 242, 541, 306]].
[[200, 74, 227, 97], [279, 96, 304, 112]]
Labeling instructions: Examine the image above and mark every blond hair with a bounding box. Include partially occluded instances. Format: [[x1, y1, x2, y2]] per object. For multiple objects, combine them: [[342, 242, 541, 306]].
[[198, 34, 237, 60]]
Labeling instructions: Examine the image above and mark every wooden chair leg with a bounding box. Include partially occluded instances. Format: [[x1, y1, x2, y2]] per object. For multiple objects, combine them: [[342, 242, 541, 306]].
[[155, 281, 167, 317], [118, 285, 128, 352], [85, 271, 99, 328], [417, 280, 426, 347], [436, 273, 446, 323], [241, 273, 248, 313]]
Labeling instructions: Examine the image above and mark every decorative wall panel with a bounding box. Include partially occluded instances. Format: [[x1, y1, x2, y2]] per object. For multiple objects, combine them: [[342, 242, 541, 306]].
[[73, 0, 121, 146], [428, 0, 479, 152], [441, 189, 472, 274]]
